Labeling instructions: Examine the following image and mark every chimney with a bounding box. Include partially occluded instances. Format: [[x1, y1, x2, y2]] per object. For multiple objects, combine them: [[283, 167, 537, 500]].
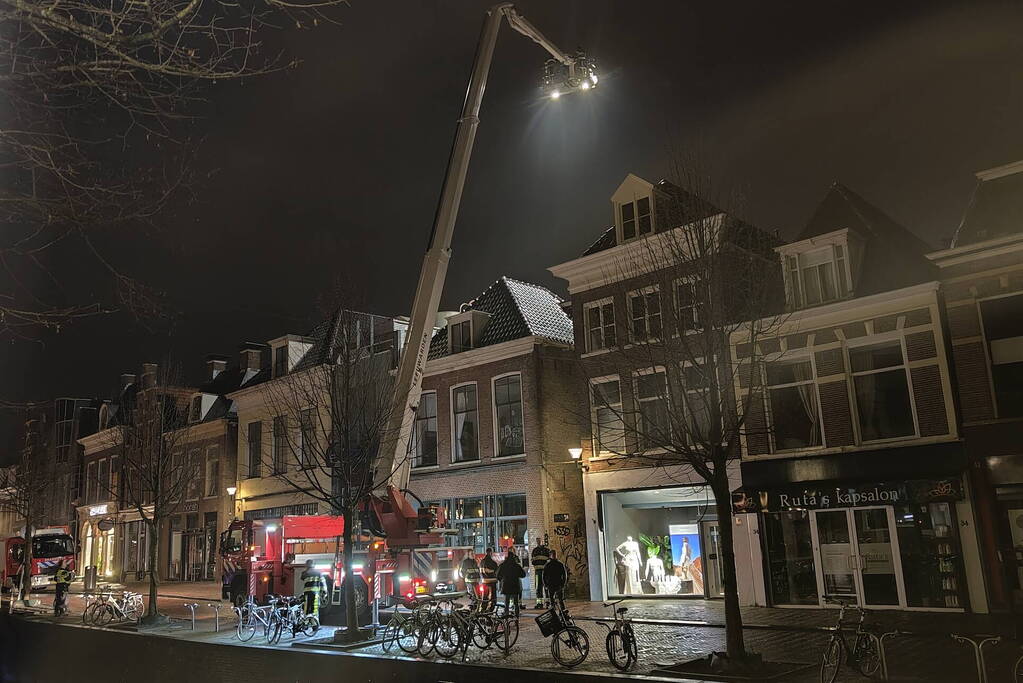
[[119, 373, 136, 391], [206, 355, 228, 380], [141, 363, 158, 389], [239, 343, 266, 372]]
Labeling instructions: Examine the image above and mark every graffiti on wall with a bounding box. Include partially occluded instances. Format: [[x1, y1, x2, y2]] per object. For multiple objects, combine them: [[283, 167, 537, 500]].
[[553, 518, 587, 594]]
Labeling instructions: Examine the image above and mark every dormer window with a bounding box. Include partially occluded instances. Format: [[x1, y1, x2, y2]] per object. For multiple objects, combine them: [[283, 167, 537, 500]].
[[620, 196, 652, 241], [273, 346, 288, 378], [450, 320, 472, 353], [784, 244, 850, 309], [269, 334, 314, 378], [188, 395, 203, 423]]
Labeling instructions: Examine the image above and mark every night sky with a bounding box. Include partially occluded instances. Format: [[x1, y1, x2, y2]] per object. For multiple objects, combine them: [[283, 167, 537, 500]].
[[3, 0, 1022, 462]]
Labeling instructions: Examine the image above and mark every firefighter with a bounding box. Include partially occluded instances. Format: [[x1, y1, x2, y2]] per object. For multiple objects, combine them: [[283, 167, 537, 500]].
[[530, 537, 552, 609], [460, 552, 481, 603], [543, 549, 568, 614], [479, 548, 499, 612], [300, 560, 327, 619], [53, 559, 74, 617]]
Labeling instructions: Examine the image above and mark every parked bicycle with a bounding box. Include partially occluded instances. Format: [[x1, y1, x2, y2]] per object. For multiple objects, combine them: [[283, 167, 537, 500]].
[[233, 595, 276, 642], [266, 595, 318, 644], [82, 591, 144, 626], [819, 596, 881, 683], [536, 599, 589, 667], [599, 599, 638, 671]]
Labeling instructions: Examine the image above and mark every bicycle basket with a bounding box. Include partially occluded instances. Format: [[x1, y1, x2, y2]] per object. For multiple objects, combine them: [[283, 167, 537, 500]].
[[535, 609, 565, 638]]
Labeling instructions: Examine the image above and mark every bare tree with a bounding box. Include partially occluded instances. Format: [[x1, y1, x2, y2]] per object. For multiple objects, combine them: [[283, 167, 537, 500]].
[[581, 155, 784, 664], [0, 0, 348, 340], [259, 307, 406, 641], [97, 363, 193, 623], [0, 412, 51, 608]]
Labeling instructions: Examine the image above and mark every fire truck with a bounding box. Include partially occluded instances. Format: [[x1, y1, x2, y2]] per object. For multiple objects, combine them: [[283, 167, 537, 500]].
[[2, 526, 77, 592]]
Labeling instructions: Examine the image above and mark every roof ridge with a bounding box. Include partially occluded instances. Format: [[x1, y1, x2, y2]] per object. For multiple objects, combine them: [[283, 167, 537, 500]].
[[501, 275, 566, 304]]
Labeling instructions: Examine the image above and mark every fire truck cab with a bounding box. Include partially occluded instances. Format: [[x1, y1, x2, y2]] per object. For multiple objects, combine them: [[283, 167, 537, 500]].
[[2, 527, 76, 592]]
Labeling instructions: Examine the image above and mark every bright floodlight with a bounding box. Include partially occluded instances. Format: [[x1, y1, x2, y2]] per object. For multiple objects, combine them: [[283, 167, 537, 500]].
[[542, 52, 598, 99], [569, 447, 583, 460]]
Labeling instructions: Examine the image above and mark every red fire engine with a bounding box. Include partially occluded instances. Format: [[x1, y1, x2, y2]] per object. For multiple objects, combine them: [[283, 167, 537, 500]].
[[2, 526, 76, 593]]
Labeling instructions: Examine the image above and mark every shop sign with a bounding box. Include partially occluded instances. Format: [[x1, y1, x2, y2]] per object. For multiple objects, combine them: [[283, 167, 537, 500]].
[[181, 501, 199, 513], [733, 478, 963, 514], [97, 518, 115, 532], [89, 504, 109, 517], [552, 513, 570, 523]]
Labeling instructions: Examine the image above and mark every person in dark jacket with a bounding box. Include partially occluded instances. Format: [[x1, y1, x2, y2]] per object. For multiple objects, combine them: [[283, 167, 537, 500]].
[[460, 552, 482, 604], [479, 548, 499, 612], [300, 560, 327, 618], [496, 552, 526, 616], [542, 550, 568, 613], [530, 539, 551, 609]]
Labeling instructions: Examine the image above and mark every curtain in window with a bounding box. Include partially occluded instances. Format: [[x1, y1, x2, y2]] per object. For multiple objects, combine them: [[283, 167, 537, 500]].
[[792, 362, 819, 446]]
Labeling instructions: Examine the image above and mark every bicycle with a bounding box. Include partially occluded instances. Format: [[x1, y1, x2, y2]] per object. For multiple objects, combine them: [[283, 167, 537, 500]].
[[599, 599, 638, 671], [233, 595, 275, 642], [819, 596, 881, 683], [266, 596, 318, 644], [82, 591, 144, 626], [537, 598, 589, 668]]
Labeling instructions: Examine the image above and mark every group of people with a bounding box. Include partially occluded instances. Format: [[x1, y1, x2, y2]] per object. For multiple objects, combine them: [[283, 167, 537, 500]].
[[459, 540, 568, 616]]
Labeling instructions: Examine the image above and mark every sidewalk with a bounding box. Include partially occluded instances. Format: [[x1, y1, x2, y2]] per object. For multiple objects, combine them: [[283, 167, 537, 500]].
[[5, 591, 1018, 682]]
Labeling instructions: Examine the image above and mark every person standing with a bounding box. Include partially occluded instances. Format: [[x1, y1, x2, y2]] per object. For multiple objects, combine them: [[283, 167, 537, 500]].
[[479, 548, 499, 612], [542, 549, 568, 613], [460, 552, 481, 603], [53, 559, 74, 616], [300, 560, 326, 619], [530, 538, 551, 609], [496, 551, 526, 616]]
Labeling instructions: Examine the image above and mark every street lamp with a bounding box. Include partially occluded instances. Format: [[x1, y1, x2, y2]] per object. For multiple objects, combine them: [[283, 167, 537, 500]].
[[225, 486, 237, 496], [568, 447, 583, 460]]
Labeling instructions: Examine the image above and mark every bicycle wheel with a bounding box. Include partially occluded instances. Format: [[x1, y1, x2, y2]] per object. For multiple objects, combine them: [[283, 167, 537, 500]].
[[397, 616, 421, 654], [623, 622, 638, 664], [237, 612, 257, 642], [82, 602, 100, 625], [819, 636, 843, 683], [418, 618, 438, 656], [471, 614, 496, 650], [381, 615, 402, 653], [96, 604, 116, 627], [433, 616, 463, 659], [1014, 653, 1023, 682], [606, 629, 633, 671], [300, 616, 319, 637], [853, 632, 880, 677], [497, 617, 519, 653], [552, 626, 590, 668], [266, 616, 283, 645]]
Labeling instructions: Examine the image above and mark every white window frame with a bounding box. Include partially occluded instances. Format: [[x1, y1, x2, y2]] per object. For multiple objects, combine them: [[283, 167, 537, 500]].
[[583, 297, 616, 353], [763, 352, 826, 453], [680, 359, 712, 447], [674, 276, 704, 333], [186, 449, 202, 501], [204, 446, 220, 499], [589, 374, 625, 456], [297, 407, 316, 470], [412, 391, 440, 468], [272, 415, 288, 475], [784, 244, 851, 309], [86, 461, 97, 504], [449, 319, 473, 354], [633, 366, 668, 452], [450, 382, 480, 463], [628, 285, 662, 344], [977, 291, 1023, 420], [845, 333, 919, 444], [492, 373, 525, 459], [619, 195, 653, 242]]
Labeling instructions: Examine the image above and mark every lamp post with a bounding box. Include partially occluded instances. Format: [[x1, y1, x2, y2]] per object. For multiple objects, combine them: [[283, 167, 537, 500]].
[[226, 486, 237, 520]]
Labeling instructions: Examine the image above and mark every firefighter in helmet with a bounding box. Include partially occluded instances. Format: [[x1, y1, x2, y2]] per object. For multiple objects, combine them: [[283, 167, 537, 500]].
[[460, 552, 481, 605], [530, 537, 552, 610], [479, 548, 499, 612], [53, 558, 74, 616], [300, 559, 327, 619]]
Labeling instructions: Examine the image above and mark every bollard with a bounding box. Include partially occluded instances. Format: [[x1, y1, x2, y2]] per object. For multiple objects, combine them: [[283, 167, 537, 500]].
[[185, 603, 199, 631], [208, 603, 223, 633]]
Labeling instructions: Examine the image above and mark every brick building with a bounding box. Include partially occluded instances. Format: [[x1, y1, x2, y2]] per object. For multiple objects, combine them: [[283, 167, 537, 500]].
[[406, 276, 588, 597], [549, 173, 779, 602], [928, 159, 1023, 613], [731, 183, 985, 612]]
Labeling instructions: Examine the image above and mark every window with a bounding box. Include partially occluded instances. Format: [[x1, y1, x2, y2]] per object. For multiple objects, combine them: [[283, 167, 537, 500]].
[[188, 396, 202, 423], [274, 346, 288, 377], [272, 416, 288, 475], [86, 461, 97, 504], [630, 288, 662, 342], [298, 409, 316, 469], [205, 448, 220, 498], [186, 450, 202, 500], [766, 359, 821, 450], [110, 456, 121, 506], [621, 196, 652, 241], [451, 384, 479, 462], [681, 363, 712, 444], [97, 458, 109, 501], [675, 278, 704, 332], [850, 341, 915, 441], [980, 294, 1023, 418], [635, 371, 668, 450], [247, 421, 262, 478], [591, 378, 625, 454], [585, 300, 616, 352], [494, 375, 524, 457], [785, 245, 849, 309], [450, 320, 472, 353], [412, 392, 438, 468]]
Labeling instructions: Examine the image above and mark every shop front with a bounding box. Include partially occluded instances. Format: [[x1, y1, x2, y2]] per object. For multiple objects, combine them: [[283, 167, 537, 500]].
[[78, 503, 117, 579], [735, 443, 986, 612]]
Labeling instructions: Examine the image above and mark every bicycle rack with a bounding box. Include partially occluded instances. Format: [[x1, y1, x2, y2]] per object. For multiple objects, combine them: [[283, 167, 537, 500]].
[[184, 603, 199, 631], [951, 633, 1000, 683], [208, 603, 222, 632], [876, 630, 901, 681]]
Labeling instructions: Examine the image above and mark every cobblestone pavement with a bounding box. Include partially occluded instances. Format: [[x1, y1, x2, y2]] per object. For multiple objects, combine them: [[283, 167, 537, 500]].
[[7, 589, 1021, 681]]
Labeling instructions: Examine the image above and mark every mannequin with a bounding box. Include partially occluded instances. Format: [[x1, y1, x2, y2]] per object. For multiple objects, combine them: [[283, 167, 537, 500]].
[[644, 554, 665, 588], [615, 536, 642, 594]]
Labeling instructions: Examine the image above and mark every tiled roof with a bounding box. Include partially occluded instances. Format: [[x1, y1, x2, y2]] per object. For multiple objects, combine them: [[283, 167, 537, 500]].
[[581, 226, 616, 256], [428, 276, 574, 360]]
